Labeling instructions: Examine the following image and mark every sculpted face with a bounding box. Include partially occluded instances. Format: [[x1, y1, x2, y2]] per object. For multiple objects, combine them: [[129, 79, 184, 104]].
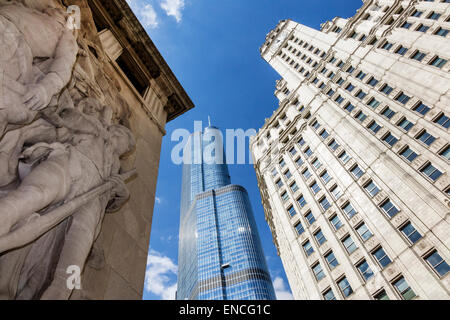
[[109, 125, 136, 156]]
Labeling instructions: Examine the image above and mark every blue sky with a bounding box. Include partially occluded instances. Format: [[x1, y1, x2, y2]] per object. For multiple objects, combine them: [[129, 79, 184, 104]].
[[127, 0, 363, 300]]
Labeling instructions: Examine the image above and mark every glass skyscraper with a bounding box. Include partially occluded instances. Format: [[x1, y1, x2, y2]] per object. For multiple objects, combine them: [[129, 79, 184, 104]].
[[177, 126, 276, 300]]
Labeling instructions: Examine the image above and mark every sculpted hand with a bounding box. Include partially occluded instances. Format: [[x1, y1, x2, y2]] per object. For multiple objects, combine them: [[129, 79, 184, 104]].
[[23, 84, 51, 111]]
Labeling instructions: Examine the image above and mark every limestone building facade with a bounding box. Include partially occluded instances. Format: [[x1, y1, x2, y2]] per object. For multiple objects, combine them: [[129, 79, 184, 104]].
[[251, 0, 450, 300], [0, 0, 193, 300]]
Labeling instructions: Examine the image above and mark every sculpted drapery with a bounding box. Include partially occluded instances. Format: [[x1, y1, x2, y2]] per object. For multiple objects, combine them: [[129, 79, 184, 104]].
[[0, 0, 137, 299]]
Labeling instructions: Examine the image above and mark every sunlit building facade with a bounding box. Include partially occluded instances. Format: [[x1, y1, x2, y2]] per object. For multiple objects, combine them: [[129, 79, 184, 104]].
[[177, 126, 276, 300], [251, 0, 450, 300]]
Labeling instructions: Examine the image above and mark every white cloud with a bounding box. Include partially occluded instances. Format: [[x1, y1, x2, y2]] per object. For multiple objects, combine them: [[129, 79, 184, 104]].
[[160, 0, 185, 23], [273, 277, 294, 300], [127, 0, 159, 29], [145, 250, 178, 300]]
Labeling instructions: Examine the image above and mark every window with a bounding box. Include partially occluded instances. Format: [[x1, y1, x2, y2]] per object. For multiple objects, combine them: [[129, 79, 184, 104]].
[[367, 97, 380, 109], [344, 103, 355, 113], [304, 147, 313, 158], [395, 46, 408, 56], [368, 121, 382, 134], [297, 195, 307, 208], [374, 290, 390, 300], [280, 159, 286, 168], [411, 50, 426, 62], [413, 102, 430, 115], [356, 223, 373, 241], [330, 185, 342, 200], [295, 221, 305, 235], [440, 146, 450, 161], [400, 146, 418, 162], [298, 137, 306, 146], [342, 202, 357, 219], [320, 129, 329, 140], [320, 171, 331, 184], [356, 71, 366, 80], [421, 162, 443, 181], [325, 251, 339, 269], [383, 132, 398, 146], [398, 118, 414, 131], [330, 215, 343, 230], [339, 151, 351, 164], [312, 263, 326, 281], [355, 111, 367, 122], [314, 229, 326, 246], [411, 10, 423, 18], [329, 139, 340, 151], [347, 66, 355, 74], [290, 182, 299, 193], [296, 157, 304, 167], [289, 147, 297, 156], [305, 211, 316, 225], [327, 89, 335, 97], [429, 56, 447, 68], [288, 206, 297, 217], [319, 197, 331, 211], [285, 170, 292, 179], [303, 240, 314, 256], [302, 169, 312, 179], [342, 235, 358, 254], [346, 83, 355, 92], [428, 11, 441, 20], [382, 107, 396, 119], [434, 113, 450, 129], [335, 95, 344, 104], [401, 21, 412, 29], [281, 191, 290, 202], [337, 277, 353, 297], [417, 24, 430, 33], [381, 42, 393, 50], [396, 92, 411, 105], [425, 251, 450, 277], [337, 77, 344, 85], [368, 77, 379, 87], [372, 247, 392, 268], [311, 120, 321, 130], [323, 289, 336, 300], [357, 260, 374, 281], [351, 165, 365, 179], [416, 130, 436, 146], [435, 27, 449, 37], [400, 222, 422, 244], [310, 182, 321, 194], [275, 179, 284, 189], [380, 84, 393, 95], [364, 180, 380, 197], [312, 158, 322, 170], [356, 90, 367, 100], [380, 199, 400, 218], [392, 277, 416, 300]]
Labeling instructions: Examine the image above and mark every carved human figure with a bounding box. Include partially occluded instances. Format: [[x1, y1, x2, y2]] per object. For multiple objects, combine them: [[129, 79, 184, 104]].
[[0, 2, 77, 137]]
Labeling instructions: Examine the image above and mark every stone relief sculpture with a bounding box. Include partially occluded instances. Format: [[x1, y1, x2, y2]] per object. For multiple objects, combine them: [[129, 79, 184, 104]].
[[0, 0, 137, 299]]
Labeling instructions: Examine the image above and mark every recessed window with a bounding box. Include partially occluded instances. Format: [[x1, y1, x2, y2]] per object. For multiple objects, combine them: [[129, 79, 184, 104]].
[[395, 46, 408, 56], [290, 182, 299, 193], [356, 71, 366, 80], [302, 169, 312, 180], [383, 132, 399, 147], [350, 164, 365, 179], [356, 222, 373, 241], [312, 263, 326, 281], [401, 22, 412, 29], [346, 83, 355, 92], [325, 251, 339, 269], [345, 102, 355, 113], [400, 146, 418, 162], [342, 235, 358, 254], [416, 130, 436, 146], [364, 180, 380, 197], [280, 159, 286, 168], [342, 202, 357, 219], [347, 66, 355, 74], [381, 107, 396, 119], [425, 250, 450, 277], [356, 90, 367, 100], [372, 247, 392, 268], [337, 77, 344, 85], [367, 97, 380, 108], [435, 27, 449, 37], [335, 95, 344, 104], [320, 129, 330, 140], [297, 195, 307, 208], [319, 197, 331, 211], [421, 162, 443, 181], [285, 170, 292, 179], [303, 240, 314, 256], [320, 171, 331, 184], [398, 118, 414, 131], [433, 113, 450, 129], [396, 92, 411, 105], [298, 137, 306, 146], [411, 50, 426, 62], [368, 121, 382, 134], [330, 215, 343, 230], [323, 288, 336, 300], [329, 139, 340, 151], [276, 179, 283, 189], [355, 111, 367, 122], [337, 277, 353, 297], [380, 84, 393, 95], [281, 191, 289, 202], [304, 147, 313, 158], [412, 102, 430, 115], [357, 260, 374, 281], [411, 10, 423, 18], [330, 185, 342, 200], [368, 77, 379, 87], [380, 199, 400, 218], [288, 205, 297, 217], [417, 24, 430, 33], [374, 290, 390, 300], [314, 229, 326, 246], [429, 56, 447, 68], [305, 211, 316, 225], [339, 151, 351, 164], [392, 277, 416, 300], [400, 222, 422, 244], [428, 11, 441, 20], [440, 146, 450, 161], [382, 41, 393, 50], [295, 221, 305, 235]]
